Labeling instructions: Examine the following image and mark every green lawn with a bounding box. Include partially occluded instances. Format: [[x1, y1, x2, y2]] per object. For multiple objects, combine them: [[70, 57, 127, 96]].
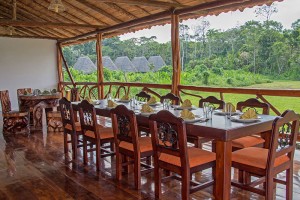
[[180, 81, 300, 116]]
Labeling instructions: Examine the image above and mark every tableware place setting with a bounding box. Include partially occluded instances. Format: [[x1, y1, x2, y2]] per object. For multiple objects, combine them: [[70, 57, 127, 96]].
[[230, 107, 261, 123], [180, 109, 208, 123], [174, 99, 196, 110], [147, 96, 161, 106]]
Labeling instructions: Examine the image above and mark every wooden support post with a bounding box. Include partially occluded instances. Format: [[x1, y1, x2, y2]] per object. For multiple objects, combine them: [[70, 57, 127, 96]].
[[96, 33, 104, 99], [56, 43, 64, 92], [58, 44, 76, 88], [171, 12, 181, 96]]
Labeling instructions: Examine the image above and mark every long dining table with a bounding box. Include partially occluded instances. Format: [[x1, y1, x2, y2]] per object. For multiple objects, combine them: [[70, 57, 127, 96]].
[[72, 100, 277, 200]]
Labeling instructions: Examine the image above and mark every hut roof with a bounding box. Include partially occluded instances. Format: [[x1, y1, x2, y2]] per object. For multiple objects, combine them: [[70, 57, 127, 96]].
[[0, 0, 279, 43], [148, 56, 166, 71], [115, 56, 137, 72], [73, 56, 96, 74], [102, 56, 118, 71], [132, 57, 150, 72]]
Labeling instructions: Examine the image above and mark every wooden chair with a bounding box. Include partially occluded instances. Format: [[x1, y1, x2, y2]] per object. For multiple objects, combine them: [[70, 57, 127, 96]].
[[149, 110, 216, 199], [66, 88, 80, 102], [59, 97, 83, 159], [17, 88, 32, 108], [0, 90, 29, 134], [199, 96, 225, 109], [231, 110, 300, 200], [135, 91, 151, 102], [232, 98, 270, 151], [111, 105, 153, 189], [160, 93, 180, 105], [78, 100, 115, 171]]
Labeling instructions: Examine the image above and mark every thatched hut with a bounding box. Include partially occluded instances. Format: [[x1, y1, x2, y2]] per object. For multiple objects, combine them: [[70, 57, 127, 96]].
[[148, 56, 167, 71], [115, 56, 137, 72], [132, 57, 150, 72], [102, 56, 118, 71], [73, 56, 96, 74]]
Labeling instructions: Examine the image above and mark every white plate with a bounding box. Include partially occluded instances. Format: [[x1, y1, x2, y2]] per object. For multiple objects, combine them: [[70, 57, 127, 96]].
[[175, 106, 196, 110], [148, 102, 161, 106], [117, 99, 131, 103], [183, 117, 206, 123], [140, 112, 156, 116], [214, 109, 240, 116], [230, 115, 261, 123]]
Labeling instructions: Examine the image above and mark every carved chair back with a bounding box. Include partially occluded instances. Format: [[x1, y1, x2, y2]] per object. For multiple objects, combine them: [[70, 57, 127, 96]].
[[237, 98, 270, 114], [149, 110, 189, 169], [17, 88, 32, 109], [70, 88, 80, 102], [0, 90, 12, 113], [135, 91, 151, 102], [111, 105, 139, 151], [199, 96, 225, 109], [59, 97, 76, 132], [267, 110, 299, 172], [160, 93, 180, 105], [78, 100, 98, 138]]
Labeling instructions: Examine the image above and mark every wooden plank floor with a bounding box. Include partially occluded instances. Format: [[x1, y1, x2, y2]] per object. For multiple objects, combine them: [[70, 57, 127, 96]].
[[0, 116, 300, 199]]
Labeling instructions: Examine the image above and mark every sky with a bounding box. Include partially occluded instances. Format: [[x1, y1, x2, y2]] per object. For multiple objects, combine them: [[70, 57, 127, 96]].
[[120, 0, 300, 43]]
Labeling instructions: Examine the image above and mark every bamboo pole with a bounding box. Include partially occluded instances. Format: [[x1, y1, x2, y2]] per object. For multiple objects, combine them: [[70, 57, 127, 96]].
[[57, 44, 76, 87], [96, 33, 104, 99], [171, 12, 181, 96], [56, 43, 64, 92]]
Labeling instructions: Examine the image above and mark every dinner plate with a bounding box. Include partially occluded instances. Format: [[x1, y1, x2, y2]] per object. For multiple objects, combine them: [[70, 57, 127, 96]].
[[140, 112, 156, 116], [214, 109, 240, 116], [148, 102, 161, 106], [230, 115, 261, 123], [174, 106, 196, 110], [183, 117, 207, 123], [117, 99, 131, 103]]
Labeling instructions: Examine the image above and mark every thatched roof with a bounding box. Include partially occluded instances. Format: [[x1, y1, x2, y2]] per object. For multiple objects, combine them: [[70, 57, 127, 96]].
[[0, 0, 280, 43], [102, 56, 118, 71], [73, 56, 96, 74], [115, 56, 137, 72], [132, 57, 150, 72], [148, 56, 166, 71]]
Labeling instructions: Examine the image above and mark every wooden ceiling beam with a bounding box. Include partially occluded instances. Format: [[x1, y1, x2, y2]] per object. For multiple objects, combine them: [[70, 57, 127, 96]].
[[0, 34, 58, 40], [0, 19, 101, 29], [63, 0, 110, 26], [76, 0, 124, 24], [104, 3, 137, 19], [93, 0, 185, 8]]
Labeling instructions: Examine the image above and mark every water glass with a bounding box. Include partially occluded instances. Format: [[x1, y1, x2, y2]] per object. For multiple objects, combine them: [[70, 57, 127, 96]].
[[202, 102, 210, 118], [226, 103, 232, 119], [107, 93, 112, 101]]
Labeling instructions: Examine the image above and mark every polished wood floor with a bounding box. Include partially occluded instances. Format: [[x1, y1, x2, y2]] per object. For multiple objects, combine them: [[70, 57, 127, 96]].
[[1, 116, 300, 199]]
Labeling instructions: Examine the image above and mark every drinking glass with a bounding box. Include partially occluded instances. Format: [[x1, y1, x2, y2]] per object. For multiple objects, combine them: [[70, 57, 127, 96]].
[[226, 103, 232, 119], [202, 102, 210, 118]]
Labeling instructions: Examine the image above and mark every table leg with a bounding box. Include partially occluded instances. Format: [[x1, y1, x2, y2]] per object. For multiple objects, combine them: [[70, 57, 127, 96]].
[[215, 141, 232, 200]]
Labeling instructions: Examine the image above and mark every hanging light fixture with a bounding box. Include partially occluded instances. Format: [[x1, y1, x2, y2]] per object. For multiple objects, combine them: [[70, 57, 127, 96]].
[[48, 0, 65, 13], [7, 26, 16, 36]]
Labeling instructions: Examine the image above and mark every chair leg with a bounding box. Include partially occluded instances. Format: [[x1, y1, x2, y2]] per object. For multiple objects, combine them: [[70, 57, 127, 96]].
[[265, 175, 274, 200], [83, 137, 88, 165], [134, 156, 141, 190], [286, 166, 293, 200], [63, 133, 68, 154], [182, 171, 190, 200], [96, 140, 101, 171], [155, 168, 162, 199], [116, 152, 122, 181], [238, 170, 244, 183], [72, 134, 78, 159]]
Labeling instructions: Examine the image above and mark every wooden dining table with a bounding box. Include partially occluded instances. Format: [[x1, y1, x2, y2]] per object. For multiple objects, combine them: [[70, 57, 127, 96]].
[[72, 100, 277, 200], [19, 93, 61, 129]]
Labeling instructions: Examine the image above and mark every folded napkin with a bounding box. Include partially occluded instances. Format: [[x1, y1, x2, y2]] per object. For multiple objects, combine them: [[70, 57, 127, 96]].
[[240, 108, 257, 119], [180, 109, 195, 120], [121, 95, 130, 100], [182, 99, 192, 108], [147, 96, 157, 104], [223, 102, 236, 112], [141, 104, 154, 113], [107, 100, 117, 108]]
